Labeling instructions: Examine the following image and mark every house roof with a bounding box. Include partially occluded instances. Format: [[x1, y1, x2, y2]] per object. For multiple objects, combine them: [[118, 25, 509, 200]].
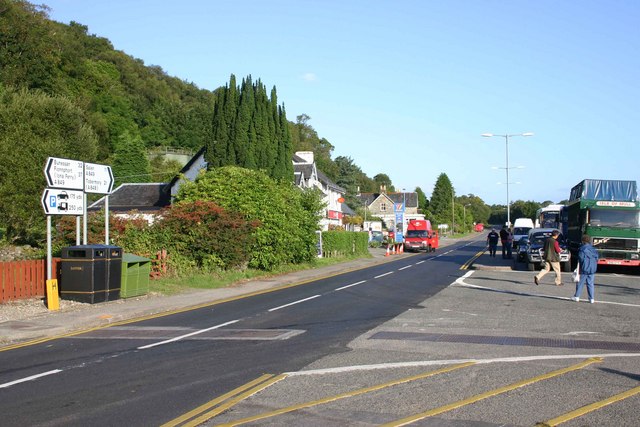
[[294, 163, 315, 179], [317, 170, 345, 193], [341, 203, 355, 216], [89, 183, 171, 212], [358, 192, 418, 208]]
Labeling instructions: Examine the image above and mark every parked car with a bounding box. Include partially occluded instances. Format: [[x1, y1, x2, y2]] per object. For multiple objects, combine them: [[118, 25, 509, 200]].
[[516, 236, 529, 262], [524, 228, 572, 272]]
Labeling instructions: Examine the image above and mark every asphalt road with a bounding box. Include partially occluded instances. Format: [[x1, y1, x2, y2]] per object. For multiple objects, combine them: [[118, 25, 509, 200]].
[[2, 234, 638, 427], [0, 239, 477, 426]]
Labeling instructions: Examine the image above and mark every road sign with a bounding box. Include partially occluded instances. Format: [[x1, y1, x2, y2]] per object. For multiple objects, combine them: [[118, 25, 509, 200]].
[[41, 188, 84, 215], [84, 162, 114, 194], [44, 157, 84, 190]]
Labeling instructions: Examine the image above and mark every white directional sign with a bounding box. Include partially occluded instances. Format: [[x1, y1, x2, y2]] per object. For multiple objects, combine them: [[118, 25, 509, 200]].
[[84, 162, 114, 194], [44, 157, 84, 190], [41, 189, 84, 215]]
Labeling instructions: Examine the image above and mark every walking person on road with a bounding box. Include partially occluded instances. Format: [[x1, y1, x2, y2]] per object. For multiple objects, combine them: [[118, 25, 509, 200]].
[[572, 234, 599, 303], [487, 228, 499, 257], [499, 225, 509, 259], [534, 229, 563, 286]]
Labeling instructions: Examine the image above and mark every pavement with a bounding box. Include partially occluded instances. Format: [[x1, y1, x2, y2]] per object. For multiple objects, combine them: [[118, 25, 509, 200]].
[[0, 236, 498, 348]]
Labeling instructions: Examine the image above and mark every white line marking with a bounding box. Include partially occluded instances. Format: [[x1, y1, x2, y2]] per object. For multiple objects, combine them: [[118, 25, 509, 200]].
[[398, 265, 412, 271], [453, 279, 640, 307], [374, 272, 394, 279], [268, 295, 321, 312], [0, 369, 62, 389], [416, 261, 426, 264], [138, 320, 240, 349], [286, 353, 640, 376], [335, 281, 366, 291]]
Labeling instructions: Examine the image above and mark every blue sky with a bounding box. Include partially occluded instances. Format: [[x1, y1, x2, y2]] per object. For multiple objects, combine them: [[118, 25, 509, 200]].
[[43, 0, 640, 205]]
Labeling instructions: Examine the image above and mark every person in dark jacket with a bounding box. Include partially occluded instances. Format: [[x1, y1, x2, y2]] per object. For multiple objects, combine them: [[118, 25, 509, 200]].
[[487, 228, 500, 257], [534, 230, 562, 286], [499, 225, 509, 258], [572, 234, 599, 303]]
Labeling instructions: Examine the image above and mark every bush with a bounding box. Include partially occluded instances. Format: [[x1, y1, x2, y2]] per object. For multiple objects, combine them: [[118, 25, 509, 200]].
[[321, 230, 369, 258], [176, 166, 324, 270], [156, 200, 256, 271]]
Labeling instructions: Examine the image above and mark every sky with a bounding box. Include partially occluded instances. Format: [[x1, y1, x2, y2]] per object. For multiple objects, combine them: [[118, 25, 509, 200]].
[[42, 0, 640, 205]]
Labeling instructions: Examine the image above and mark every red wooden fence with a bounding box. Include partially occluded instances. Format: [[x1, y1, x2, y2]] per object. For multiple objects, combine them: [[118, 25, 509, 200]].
[[0, 258, 61, 303]]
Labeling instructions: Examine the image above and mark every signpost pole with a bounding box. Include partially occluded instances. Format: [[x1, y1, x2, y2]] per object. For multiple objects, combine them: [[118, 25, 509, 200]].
[[46, 216, 52, 280], [105, 195, 110, 244], [76, 216, 81, 245], [83, 195, 87, 245]]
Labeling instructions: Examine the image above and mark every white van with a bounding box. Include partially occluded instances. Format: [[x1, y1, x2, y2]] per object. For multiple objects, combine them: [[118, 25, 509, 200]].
[[512, 218, 534, 250]]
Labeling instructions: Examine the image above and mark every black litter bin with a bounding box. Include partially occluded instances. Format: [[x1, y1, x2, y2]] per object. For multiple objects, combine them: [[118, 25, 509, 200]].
[[60, 245, 123, 303]]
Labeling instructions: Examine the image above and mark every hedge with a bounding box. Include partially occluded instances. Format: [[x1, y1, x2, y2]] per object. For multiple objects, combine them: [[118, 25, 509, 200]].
[[320, 231, 369, 258]]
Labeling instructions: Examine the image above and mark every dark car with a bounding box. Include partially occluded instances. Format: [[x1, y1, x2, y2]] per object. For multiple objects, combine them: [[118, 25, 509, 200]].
[[516, 236, 529, 262], [524, 228, 572, 272]]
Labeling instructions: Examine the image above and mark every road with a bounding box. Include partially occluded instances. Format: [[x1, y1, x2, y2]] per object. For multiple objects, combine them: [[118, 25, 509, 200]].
[[0, 238, 477, 426], [1, 233, 639, 427]]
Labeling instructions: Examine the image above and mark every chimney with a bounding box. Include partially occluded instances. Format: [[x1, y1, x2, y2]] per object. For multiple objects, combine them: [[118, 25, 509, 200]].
[[295, 151, 314, 164]]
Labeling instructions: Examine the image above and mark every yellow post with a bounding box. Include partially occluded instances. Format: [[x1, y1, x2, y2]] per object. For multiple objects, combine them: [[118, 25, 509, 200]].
[[46, 279, 60, 311]]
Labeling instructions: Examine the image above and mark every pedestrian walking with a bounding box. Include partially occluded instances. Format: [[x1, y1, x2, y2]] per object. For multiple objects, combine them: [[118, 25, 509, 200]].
[[572, 234, 599, 303], [487, 228, 499, 257], [505, 228, 514, 259], [534, 229, 563, 286], [499, 225, 509, 258]]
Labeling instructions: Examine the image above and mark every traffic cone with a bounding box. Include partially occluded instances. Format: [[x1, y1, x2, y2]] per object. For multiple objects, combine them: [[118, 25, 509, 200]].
[[399, 244, 404, 254], [392, 245, 396, 255], [385, 246, 390, 256]]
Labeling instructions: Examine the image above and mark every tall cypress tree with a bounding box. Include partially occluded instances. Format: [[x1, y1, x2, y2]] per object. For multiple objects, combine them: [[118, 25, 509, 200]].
[[235, 76, 253, 167], [207, 75, 292, 180], [223, 74, 238, 165]]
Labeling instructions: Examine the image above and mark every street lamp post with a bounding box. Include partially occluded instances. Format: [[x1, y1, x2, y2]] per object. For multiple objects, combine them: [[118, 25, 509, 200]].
[[482, 132, 533, 227]]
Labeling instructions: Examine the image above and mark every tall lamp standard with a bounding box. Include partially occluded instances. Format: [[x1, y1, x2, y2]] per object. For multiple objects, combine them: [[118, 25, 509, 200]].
[[482, 132, 533, 227]]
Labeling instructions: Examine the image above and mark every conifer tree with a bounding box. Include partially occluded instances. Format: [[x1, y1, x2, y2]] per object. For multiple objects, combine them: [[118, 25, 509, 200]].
[[430, 173, 455, 228]]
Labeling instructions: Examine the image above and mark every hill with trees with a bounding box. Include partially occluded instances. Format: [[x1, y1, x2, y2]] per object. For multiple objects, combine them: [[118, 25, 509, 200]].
[[0, 0, 555, 248]]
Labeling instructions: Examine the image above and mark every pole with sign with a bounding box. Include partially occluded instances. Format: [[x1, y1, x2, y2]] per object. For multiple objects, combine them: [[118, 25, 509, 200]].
[[394, 202, 405, 244]]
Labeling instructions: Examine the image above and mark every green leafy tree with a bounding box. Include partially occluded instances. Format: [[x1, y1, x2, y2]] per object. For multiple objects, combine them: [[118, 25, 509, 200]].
[[429, 173, 455, 228], [374, 173, 395, 193], [175, 166, 323, 270], [0, 86, 98, 243], [510, 200, 540, 221], [149, 155, 183, 183], [415, 186, 429, 214], [112, 131, 151, 184]]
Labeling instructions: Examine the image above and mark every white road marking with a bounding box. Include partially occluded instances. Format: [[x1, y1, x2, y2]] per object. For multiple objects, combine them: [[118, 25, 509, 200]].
[[286, 353, 640, 376], [0, 369, 62, 389], [374, 272, 393, 279], [268, 295, 321, 312], [398, 265, 412, 271], [416, 261, 426, 264], [138, 320, 240, 349], [335, 281, 366, 291]]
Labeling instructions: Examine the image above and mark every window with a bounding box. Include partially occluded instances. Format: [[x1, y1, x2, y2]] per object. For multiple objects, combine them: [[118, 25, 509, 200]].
[[380, 202, 386, 212], [589, 208, 640, 228]]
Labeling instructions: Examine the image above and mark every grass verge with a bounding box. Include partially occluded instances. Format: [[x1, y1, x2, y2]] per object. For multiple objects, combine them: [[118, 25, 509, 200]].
[[149, 252, 373, 296]]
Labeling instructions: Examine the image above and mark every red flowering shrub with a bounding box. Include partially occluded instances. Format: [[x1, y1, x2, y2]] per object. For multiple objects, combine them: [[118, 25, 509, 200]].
[[156, 200, 258, 270]]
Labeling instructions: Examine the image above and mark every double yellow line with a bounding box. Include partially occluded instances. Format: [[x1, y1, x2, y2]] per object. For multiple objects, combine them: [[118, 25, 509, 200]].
[[170, 357, 634, 426], [161, 373, 287, 427], [460, 248, 486, 270]]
